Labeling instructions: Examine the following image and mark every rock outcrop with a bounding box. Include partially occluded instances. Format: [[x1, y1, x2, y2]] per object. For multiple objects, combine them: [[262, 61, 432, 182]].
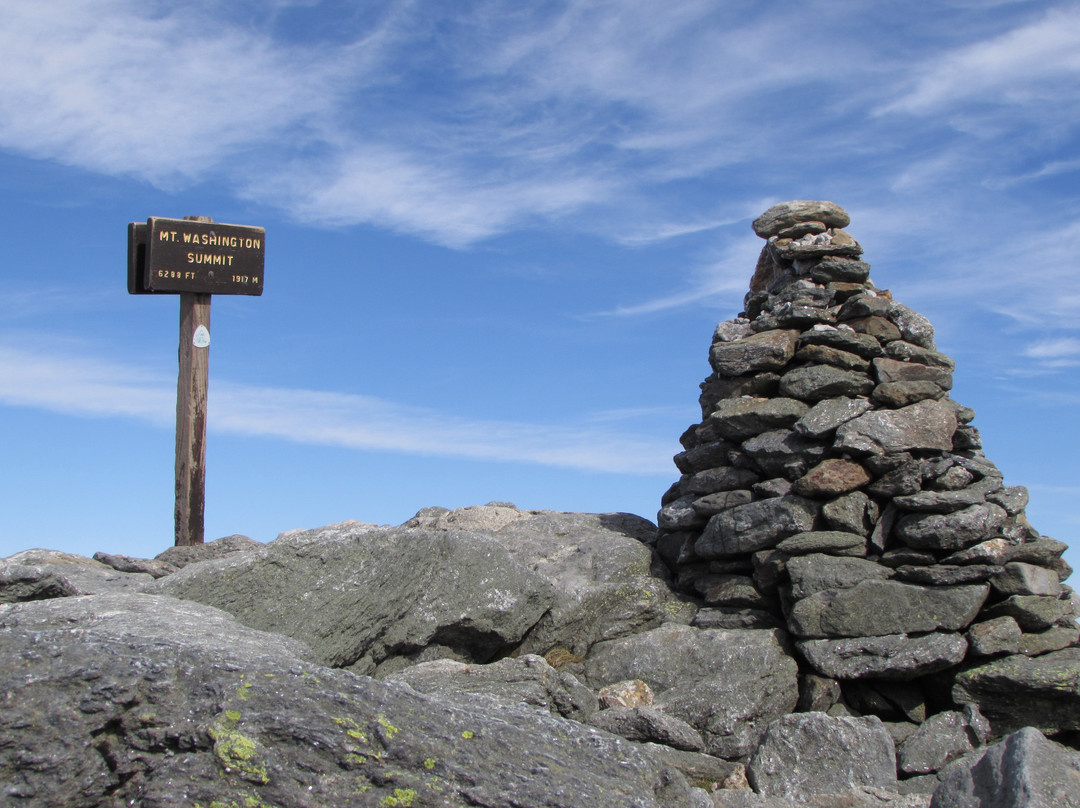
[[3, 201, 1080, 807]]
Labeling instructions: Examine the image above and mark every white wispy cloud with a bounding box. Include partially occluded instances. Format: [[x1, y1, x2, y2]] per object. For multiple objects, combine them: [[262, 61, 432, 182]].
[[1025, 338, 1080, 359], [879, 6, 1080, 118], [1019, 338, 1080, 371], [0, 343, 675, 474], [1, 0, 1076, 273], [0, 0, 350, 187], [984, 158, 1080, 190], [0, 0, 877, 246], [590, 233, 761, 317]]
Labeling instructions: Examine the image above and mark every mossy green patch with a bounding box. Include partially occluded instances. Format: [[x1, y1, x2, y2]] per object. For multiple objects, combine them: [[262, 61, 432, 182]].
[[381, 788, 417, 806], [209, 711, 269, 785], [196, 793, 276, 808]]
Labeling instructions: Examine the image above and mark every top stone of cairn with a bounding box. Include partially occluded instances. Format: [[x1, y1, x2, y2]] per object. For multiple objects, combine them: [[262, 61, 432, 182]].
[[752, 200, 851, 239]]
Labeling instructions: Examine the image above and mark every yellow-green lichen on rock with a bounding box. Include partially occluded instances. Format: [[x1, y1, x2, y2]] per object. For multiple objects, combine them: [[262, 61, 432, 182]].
[[208, 710, 270, 785]]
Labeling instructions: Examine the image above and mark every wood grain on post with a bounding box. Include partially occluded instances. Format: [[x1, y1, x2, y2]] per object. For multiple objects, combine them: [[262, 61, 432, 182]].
[[174, 216, 213, 546]]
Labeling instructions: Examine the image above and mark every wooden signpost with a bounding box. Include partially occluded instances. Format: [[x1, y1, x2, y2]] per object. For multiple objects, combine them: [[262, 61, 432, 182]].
[[128, 216, 265, 546]]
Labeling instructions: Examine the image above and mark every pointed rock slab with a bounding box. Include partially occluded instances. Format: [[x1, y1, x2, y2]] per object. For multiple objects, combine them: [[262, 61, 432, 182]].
[[588, 706, 705, 752], [657, 495, 706, 530], [893, 564, 1003, 586], [741, 429, 829, 479], [794, 396, 873, 438], [889, 303, 936, 349], [786, 554, 893, 600], [747, 713, 897, 801], [930, 728, 1080, 808], [952, 648, 1080, 736], [786, 580, 989, 639], [796, 343, 871, 372], [771, 229, 863, 260], [893, 477, 1003, 514], [683, 466, 761, 496], [1020, 626, 1080, 657], [886, 340, 954, 368], [847, 315, 902, 343], [992, 562, 1062, 597], [823, 491, 879, 536], [709, 396, 809, 440], [873, 380, 947, 407], [674, 439, 732, 474], [692, 489, 754, 515], [898, 711, 979, 776], [775, 530, 868, 557], [797, 632, 968, 679], [385, 655, 598, 722], [584, 624, 799, 760], [834, 399, 957, 455], [981, 594, 1075, 632], [809, 257, 872, 284], [752, 200, 851, 238], [779, 365, 876, 402], [800, 325, 884, 359], [873, 357, 952, 389], [966, 616, 1023, 657], [710, 329, 800, 377], [696, 495, 818, 559], [894, 502, 1009, 553]]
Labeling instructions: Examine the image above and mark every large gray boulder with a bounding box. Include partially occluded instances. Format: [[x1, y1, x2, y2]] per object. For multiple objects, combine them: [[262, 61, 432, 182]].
[[696, 496, 818, 558], [150, 522, 557, 673], [477, 509, 685, 656], [0, 563, 79, 602], [930, 727, 1080, 808], [588, 706, 706, 752], [746, 713, 897, 800], [91, 534, 266, 578], [384, 654, 598, 723], [710, 330, 800, 376], [833, 399, 957, 455], [894, 503, 1009, 552], [2, 550, 154, 596], [752, 201, 851, 238], [786, 554, 893, 600], [952, 648, 1080, 736], [797, 632, 969, 680], [0, 593, 682, 808], [898, 710, 983, 776], [787, 581, 989, 639], [584, 623, 799, 759]]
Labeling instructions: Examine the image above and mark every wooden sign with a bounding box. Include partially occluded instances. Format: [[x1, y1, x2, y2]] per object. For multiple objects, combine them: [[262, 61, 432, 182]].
[[128, 217, 265, 295], [128, 215, 265, 547]]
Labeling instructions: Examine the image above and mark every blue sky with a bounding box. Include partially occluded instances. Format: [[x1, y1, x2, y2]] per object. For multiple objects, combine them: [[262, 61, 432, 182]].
[[1, 0, 1079, 570]]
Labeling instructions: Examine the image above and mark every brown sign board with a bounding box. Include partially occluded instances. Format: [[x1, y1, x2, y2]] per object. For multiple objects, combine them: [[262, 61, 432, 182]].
[[128, 217, 265, 295]]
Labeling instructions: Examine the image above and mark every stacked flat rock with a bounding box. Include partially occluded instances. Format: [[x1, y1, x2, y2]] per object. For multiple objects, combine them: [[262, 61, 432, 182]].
[[656, 200, 1080, 739]]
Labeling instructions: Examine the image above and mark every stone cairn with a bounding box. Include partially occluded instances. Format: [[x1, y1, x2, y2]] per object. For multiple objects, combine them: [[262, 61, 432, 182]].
[[655, 200, 1078, 737]]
